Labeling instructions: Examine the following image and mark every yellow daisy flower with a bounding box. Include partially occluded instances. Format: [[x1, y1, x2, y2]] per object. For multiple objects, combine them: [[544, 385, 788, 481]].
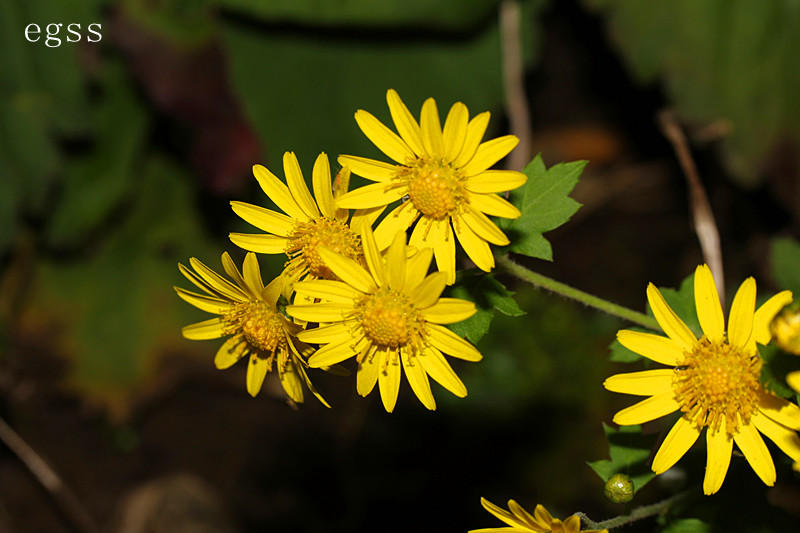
[[285, 225, 482, 412], [230, 151, 373, 296], [605, 264, 799, 495], [175, 251, 328, 406], [471, 498, 607, 533], [336, 89, 527, 284]]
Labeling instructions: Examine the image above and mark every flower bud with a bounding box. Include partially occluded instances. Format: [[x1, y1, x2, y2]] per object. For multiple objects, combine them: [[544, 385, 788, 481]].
[[604, 473, 634, 503], [771, 304, 800, 355]]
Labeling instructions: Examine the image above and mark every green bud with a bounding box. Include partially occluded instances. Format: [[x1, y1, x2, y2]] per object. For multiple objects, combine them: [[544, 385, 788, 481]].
[[604, 473, 634, 503]]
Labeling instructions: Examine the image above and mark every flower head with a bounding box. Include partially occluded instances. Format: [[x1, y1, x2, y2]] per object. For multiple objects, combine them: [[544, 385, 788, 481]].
[[336, 89, 527, 284], [175, 252, 328, 406], [286, 225, 482, 412], [771, 304, 800, 393], [230, 152, 373, 297], [471, 498, 607, 533], [605, 264, 799, 494]]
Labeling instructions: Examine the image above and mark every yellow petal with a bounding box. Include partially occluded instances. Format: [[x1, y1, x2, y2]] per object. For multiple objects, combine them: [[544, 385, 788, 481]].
[[454, 218, 495, 272], [214, 336, 247, 369], [442, 102, 469, 163], [452, 111, 490, 168], [246, 354, 269, 397], [335, 182, 406, 209], [612, 393, 679, 425], [429, 220, 456, 285], [174, 287, 231, 315], [703, 421, 733, 495], [616, 329, 684, 366], [355, 109, 415, 164], [411, 271, 447, 309], [757, 391, 800, 430], [338, 155, 396, 183], [230, 201, 295, 236], [461, 135, 519, 177], [402, 350, 435, 410], [350, 205, 385, 233], [603, 369, 674, 396], [385, 230, 407, 289], [283, 152, 319, 218], [298, 323, 354, 344], [242, 252, 264, 298], [252, 164, 307, 220], [312, 152, 336, 219], [229, 233, 288, 254], [465, 170, 527, 194], [652, 416, 700, 474], [646, 283, 698, 351], [333, 166, 353, 221], [426, 324, 482, 361], [293, 279, 356, 303], [420, 97, 443, 158], [753, 290, 793, 345], [286, 302, 353, 323], [461, 206, 510, 246], [182, 318, 225, 340], [221, 252, 247, 290], [418, 346, 467, 397], [404, 247, 433, 289], [189, 257, 247, 301], [386, 89, 424, 156], [278, 358, 305, 404], [378, 351, 401, 412], [469, 192, 521, 219], [694, 264, 724, 343], [751, 409, 800, 462], [421, 298, 476, 324], [357, 224, 385, 287], [262, 276, 282, 306], [318, 246, 376, 293], [728, 277, 756, 350], [478, 498, 528, 530], [373, 202, 419, 250], [357, 352, 379, 397], [788, 371, 800, 394], [733, 422, 776, 486], [308, 338, 359, 367]]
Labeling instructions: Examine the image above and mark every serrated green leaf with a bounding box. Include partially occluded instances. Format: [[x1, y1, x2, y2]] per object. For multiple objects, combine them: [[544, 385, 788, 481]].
[[503, 154, 584, 260], [447, 271, 525, 344], [771, 237, 800, 294], [661, 518, 711, 533], [587, 423, 655, 496]]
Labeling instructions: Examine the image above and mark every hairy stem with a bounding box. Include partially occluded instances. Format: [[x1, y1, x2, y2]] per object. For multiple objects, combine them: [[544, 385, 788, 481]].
[[576, 489, 698, 530]]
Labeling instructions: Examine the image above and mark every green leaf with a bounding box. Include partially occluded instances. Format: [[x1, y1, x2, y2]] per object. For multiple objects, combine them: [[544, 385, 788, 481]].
[[447, 271, 525, 344], [771, 237, 800, 294], [587, 423, 656, 497], [502, 154, 584, 260], [661, 518, 711, 533]]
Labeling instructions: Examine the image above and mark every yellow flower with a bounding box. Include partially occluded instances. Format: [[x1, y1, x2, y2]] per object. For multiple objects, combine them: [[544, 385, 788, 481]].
[[285, 225, 482, 412], [768, 304, 800, 394], [229, 151, 373, 297], [175, 252, 328, 406], [471, 498, 607, 533], [336, 89, 527, 284], [605, 264, 799, 495]]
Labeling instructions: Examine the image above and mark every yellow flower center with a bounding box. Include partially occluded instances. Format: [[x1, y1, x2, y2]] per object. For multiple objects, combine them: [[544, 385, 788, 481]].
[[673, 336, 762, 433], [398, 158, 465, 220], [356, 286, 425, 349], [285, 217, 361, 279], [223, 301, 286, 354]]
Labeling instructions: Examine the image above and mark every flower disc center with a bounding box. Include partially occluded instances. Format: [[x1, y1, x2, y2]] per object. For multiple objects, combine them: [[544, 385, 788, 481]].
[[673, 336, 762, 433], [225, 301, 286, 353], [286, 217, 361, 278], [403, 159, 463, 220], [357, 287, 423, 348]]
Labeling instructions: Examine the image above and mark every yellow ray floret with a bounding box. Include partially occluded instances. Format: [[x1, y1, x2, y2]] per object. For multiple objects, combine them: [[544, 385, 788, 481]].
[[286, 225, 481, 412], [604, 264, 799, 494], [336, 89, 527, 284], [229, 151, 378, 298], [175, 251, 329, 406], [470, 497, 607, 533]]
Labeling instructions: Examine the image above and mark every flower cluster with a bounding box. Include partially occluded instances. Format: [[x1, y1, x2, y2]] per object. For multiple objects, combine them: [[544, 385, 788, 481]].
[[176, 89, 526, 410]]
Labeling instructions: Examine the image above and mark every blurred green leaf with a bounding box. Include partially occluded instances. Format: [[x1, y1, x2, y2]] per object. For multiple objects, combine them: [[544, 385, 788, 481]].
[[587, 423, 656, 497], [661, 518, 711, 533], [502, 155, 584, 261], [585, 0, 800, 186], [447, 271, 524, 344], [771, 237, 800, 294]]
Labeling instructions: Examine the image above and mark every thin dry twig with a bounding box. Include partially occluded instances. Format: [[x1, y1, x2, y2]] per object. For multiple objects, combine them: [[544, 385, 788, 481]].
[[500, 0, 531, 172], [658, 110, 725, 305], [0, 415, 100, 533]]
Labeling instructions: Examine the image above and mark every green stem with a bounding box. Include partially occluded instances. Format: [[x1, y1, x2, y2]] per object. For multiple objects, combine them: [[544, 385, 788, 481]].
[[497, 255, 659, 331], [575, 488, 698, 530]]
